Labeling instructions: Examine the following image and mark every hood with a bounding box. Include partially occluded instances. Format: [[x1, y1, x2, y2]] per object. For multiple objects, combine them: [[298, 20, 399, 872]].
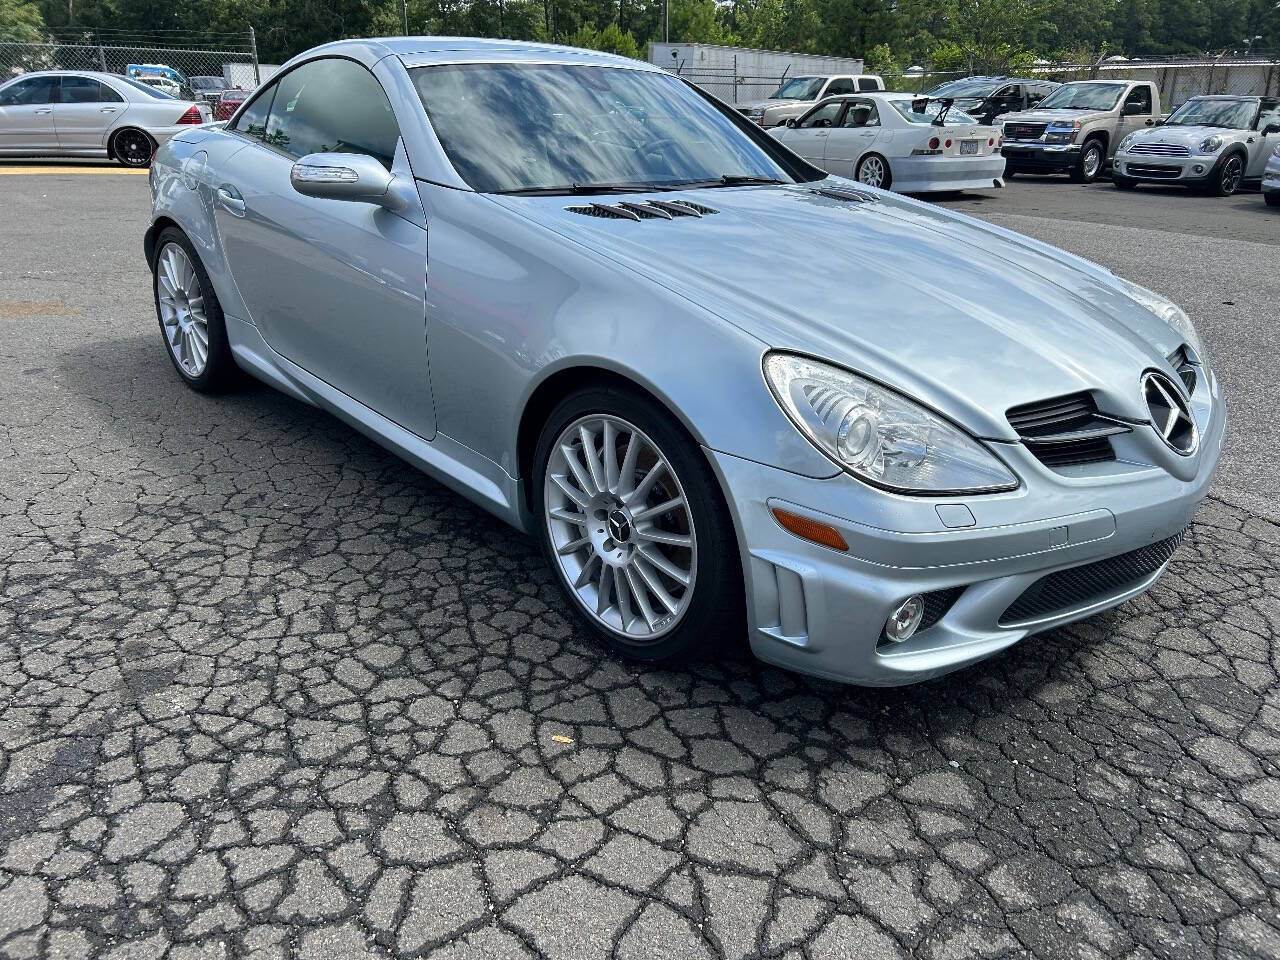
[[999, 107, 1112, 125], [736, 98, 800, 112], [492, 184, 1187, 440], [1127, 124, 1248, 147]]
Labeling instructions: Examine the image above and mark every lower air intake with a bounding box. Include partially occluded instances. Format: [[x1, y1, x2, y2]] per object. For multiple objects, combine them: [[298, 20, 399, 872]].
[[999, 529, 1188, 626]]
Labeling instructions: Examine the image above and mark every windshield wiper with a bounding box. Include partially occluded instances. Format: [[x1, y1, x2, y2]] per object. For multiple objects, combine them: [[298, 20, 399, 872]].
[[670, 174, 787, 189], [494, 182, 680, 197]]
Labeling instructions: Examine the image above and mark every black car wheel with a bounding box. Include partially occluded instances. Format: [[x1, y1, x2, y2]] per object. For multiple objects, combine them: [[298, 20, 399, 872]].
[[1211, 153, 1245, 197], [112, 128, 155, 168]]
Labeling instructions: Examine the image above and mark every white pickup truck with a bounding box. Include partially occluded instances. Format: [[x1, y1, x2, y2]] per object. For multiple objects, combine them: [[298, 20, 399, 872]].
[[735, 74, 886, 127], [997, 79, 1161, 183]]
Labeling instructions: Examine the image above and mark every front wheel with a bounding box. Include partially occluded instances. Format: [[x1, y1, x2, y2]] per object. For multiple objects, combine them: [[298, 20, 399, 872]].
[[112, 128, 155, 167], [534, 387, 743, 664], [855, 153, 892, 190], [151, 228, 237, 392], [1266, 192, 1280, 208], [1070, 139, 1104, 183], [1211, 154, 1245, 196]]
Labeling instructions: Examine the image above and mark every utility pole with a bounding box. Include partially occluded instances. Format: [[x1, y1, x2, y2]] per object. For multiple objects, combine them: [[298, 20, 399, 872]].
[[402, 0, 409, 35], [249, 25, 260, 86], [663, 0, 668, 43]]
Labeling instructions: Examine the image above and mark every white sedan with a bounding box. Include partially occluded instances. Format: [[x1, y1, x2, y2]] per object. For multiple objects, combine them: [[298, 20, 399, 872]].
[[770, 92, 1006, 193], [0, 70, 211, 167]]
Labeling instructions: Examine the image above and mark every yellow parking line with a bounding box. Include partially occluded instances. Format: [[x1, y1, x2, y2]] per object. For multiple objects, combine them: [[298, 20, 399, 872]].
[[0, 165, 148, 175]]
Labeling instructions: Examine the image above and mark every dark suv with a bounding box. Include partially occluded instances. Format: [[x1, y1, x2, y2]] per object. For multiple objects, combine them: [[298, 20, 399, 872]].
[[924, 76, 1060, 126]]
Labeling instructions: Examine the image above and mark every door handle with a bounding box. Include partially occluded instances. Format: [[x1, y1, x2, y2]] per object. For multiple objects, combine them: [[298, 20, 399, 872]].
[[34, 107, 52, 114], [100, 106, 118, 113], [216, 185, 246, 216]]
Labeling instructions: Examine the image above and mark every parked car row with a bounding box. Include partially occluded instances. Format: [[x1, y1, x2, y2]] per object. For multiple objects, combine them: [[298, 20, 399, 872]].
[[0, 69, 253, 165], [0, 70, 212, 166]]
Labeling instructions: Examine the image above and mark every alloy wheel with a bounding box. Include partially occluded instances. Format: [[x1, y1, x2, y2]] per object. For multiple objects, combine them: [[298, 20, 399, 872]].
[[1082, 144, 1102, 179], [543, 415, 697, 641], [115, 129, 154, 167], [858, 156, 886, 188], [156, 243, 210, 377], [1221, 157, 1242, 195]]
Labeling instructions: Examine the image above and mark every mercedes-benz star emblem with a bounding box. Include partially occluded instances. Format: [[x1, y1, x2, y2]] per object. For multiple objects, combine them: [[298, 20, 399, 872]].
[[1142, 371, 1197, 455], [607, 509, 632, 544]]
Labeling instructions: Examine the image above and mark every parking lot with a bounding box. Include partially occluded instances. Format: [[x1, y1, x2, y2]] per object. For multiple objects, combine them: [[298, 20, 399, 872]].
[[1, 168, 1278, 959]]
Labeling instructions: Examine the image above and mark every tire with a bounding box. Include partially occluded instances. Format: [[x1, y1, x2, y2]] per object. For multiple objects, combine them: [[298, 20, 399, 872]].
[[533, 386, 744, 664], [1211, 153, 1245, 197], [1003, 168, 1016, 178], [1069, 138, 1104, 183], [112, 128, 155, 168], [1266, 191, 1280, 208], [1113, 175, 1137, 190], [151, 227, 237, 392], [855, 153, 892, 190]]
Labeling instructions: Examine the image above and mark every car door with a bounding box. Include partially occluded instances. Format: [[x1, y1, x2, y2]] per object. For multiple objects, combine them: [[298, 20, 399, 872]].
[[54, 75, 127, 151], [0, 75, 60, 152], [780, 100, 844, 166], [1248, 99, 1280, 177], [211, 56, 435, 441], [823, 100, 880, 177], [1117, 85, 1156, 148]]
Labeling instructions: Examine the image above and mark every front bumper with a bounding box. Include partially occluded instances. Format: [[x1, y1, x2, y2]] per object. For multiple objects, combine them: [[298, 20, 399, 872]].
[[1113, 151, 1226, 184], [894, 155, 1006, 193], [1002, 141, 1081, 171], [708, 368, 1225, 686], [1260, 166, 1279, 195]]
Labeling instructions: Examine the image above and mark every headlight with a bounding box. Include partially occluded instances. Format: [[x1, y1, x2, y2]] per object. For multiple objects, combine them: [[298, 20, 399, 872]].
[[1273, 143, 1280, 158], [749, 108, 764, 117], [1116, 278, 1205, 362], [1198, 135, 1223, 153], [763, 354, 1019, 494], [1118, 132, 1138, 152]]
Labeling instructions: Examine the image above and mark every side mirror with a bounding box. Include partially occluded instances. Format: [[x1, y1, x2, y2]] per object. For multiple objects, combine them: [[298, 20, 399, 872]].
[[290, 152, 407, 211], [785, 117, 798, 128], [1264, 122, 1280, 135], [1122, 102, 1146, 116]]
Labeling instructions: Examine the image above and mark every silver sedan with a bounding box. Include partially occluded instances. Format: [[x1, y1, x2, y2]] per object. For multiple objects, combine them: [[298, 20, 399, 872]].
[[0, 70, 211, 166], [145, 38, 1224, 686]]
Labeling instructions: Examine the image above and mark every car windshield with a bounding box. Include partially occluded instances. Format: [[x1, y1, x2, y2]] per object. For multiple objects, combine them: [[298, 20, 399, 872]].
[[117, 76, 175, 99], [926, 79, 1000, 100], [191, 76, 229, 90], [889, 99, 979, 125], [1165, 98, 1257, 129], [411, 63, 791, 194], [772, 77, 825, 100], [1037, 82, 1127, 111]]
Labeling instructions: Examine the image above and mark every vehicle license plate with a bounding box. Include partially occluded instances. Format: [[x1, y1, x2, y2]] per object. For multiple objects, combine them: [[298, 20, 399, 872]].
[[961, 140, 979, 155]]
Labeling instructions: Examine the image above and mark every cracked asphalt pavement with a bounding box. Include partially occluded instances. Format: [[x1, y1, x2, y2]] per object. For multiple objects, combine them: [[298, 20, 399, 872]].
[[1, 170, 1278, 959]]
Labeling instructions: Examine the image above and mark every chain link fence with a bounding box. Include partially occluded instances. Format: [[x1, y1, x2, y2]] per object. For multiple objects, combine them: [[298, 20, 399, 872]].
[[673, 57, 1279, 109], [0, 35, 262, 100]]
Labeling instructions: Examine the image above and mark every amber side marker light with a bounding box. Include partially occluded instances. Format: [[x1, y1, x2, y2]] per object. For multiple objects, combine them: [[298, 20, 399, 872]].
[[771, 507, 849, 551]]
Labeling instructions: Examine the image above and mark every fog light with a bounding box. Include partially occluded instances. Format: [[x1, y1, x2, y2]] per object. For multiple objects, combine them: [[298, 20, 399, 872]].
[[1193, 164, 1204, 174], [884, 595, 925, 643]]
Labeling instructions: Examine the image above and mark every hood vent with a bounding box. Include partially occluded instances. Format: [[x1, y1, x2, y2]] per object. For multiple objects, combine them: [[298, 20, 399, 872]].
[[813, 185, 878, 204], [565, 199, 718, 221], [1006, 391, 1130, 469]]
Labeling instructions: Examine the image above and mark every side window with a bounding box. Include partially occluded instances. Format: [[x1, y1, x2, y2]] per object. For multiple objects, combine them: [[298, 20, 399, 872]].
[[798, 101, 843, 128], [0, 75, 58, 106], [826, 78, 854, 96], [1256, 101, 1280, 131], [1125, 86, 1152, 113], [99, 81, 124, 103], [856, 77, 880, 92], [1028, 84, 1050, 105], [231, 84, 274, 140], [60, 76, 106, 104], [841, 102, 878, 127], [263, 58, 400, 169]]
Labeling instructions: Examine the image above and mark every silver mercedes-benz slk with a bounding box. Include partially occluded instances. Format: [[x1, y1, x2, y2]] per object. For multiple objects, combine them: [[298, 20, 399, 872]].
[[144, 37, 1225, 686]]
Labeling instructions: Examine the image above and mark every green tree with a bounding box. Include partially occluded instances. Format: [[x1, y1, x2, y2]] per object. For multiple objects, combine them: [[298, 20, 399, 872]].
[[1, 0, 45, 42]]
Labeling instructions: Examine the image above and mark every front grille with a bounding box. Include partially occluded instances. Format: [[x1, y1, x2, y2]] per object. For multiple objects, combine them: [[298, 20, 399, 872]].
[[1128, 142, 1191, 157], [1000, 529, 1188, 625], [1126, 163, 1181, 179], [1006, 122, 1047, 140], [1006, 392, 1129, 469]]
